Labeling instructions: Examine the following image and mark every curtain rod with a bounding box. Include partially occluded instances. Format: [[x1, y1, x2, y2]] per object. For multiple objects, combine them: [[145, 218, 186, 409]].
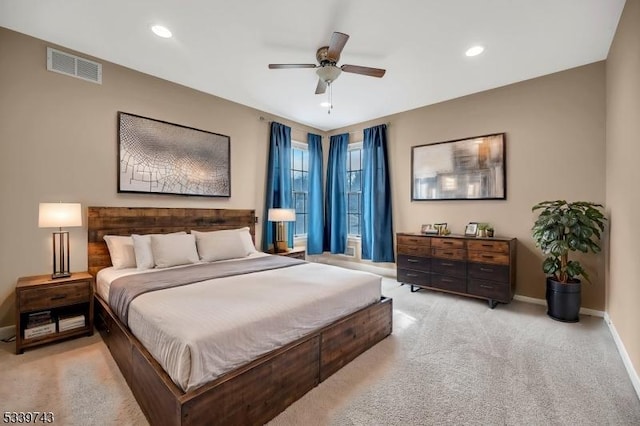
[[258, 116, 321, 136], [259, 116, 390, 136]]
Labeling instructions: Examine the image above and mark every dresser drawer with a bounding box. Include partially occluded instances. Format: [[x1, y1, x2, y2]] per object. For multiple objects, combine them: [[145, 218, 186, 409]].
[[467, 251, 509, 265], [467, 240, 509, 254], [398, 268, 430, 286], [19, 281, 91, 312], [468, 263, 510, 282], [431, 274, 466, 293], [397, 244, 431, 257], [468, 279, 510, 302], [431, 238, 464, 249], [397, 235, 430, 248], [431, 248, 466, 261], [397, 255, 430, 273], [431, 258, 466, 278]]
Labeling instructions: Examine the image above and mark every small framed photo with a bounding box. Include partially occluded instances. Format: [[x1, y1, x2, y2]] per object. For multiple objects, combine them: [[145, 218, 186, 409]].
[[464, 222, 478, 236], [421, 224, 439, 235]]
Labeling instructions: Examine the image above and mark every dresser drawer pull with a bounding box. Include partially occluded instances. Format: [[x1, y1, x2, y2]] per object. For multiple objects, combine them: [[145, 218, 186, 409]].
[[482, 255, 494, 259], [443, 241, 453, 245], [480, 284, 494, 289], [408, 238, 419, 243], [51, 295, 67, 301], [481, 244, 493, 247], [406, 273, 419, 277], [407, 259, 419, 263], [480, 267, 494, 272], [444, 252, 453, 255], [441, 262, 453, 266], [441, 278, 452, 283]]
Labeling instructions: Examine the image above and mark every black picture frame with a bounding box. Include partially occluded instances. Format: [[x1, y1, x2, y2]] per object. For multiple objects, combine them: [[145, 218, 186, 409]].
[[465, 222, 478, 236], [411, 133, 506, 201], [117, 112, 231, 197]]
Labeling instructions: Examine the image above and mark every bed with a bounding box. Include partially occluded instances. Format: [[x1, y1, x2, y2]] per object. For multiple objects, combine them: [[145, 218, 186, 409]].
[[88, 207, 393, 425]]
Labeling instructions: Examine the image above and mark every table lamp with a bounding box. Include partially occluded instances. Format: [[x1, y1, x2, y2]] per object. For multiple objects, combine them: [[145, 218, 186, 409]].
[[268, 208, 296, 253], [38, 202, 82, 279]]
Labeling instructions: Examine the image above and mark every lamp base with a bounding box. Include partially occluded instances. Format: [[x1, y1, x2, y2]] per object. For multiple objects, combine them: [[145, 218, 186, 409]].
[[274, 240, 289, 253], [52, 272, 71, 280]]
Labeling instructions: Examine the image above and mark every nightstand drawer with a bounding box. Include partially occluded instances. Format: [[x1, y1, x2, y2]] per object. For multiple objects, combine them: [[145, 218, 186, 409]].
[[19, 281, 91, 311]]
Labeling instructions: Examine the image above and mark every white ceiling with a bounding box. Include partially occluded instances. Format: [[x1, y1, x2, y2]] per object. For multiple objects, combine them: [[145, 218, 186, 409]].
[[0, 0, 626, 131]]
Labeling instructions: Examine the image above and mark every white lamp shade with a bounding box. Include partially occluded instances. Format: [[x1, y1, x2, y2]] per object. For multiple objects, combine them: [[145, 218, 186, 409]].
[[38, 203, 82, 228], [268, 208, 296, 222]]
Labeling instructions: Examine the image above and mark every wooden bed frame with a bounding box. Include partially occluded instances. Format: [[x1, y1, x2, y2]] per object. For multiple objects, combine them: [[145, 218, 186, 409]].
[[88, 207, 393, 426]]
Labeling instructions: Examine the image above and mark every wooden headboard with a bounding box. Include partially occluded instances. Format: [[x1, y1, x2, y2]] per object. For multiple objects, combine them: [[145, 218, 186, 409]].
[[87, 207, 256, 276]]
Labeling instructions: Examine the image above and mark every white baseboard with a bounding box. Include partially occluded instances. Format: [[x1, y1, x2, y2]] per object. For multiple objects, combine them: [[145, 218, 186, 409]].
[[309, 255, 397, 279], [0, 325, 16, 341], [513, 295, 604, 317], [605, 313, 640, 400]]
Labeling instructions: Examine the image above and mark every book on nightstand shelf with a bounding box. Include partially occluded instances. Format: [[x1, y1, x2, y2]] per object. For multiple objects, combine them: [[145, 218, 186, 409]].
[[58, 314, 86, 332], [24, 322, 56, 339]]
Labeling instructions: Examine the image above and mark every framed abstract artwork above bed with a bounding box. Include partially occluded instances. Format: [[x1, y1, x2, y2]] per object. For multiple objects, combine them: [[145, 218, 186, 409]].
[[117, 112, 231, 197]]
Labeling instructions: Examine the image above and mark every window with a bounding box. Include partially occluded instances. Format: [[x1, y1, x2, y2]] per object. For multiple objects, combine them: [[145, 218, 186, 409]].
[[291, 142, 309, 237], [347, 143, 363, 236]]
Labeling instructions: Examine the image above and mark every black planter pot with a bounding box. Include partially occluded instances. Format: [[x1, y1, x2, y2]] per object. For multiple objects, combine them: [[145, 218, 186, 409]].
[[546, 278, 581, 322]]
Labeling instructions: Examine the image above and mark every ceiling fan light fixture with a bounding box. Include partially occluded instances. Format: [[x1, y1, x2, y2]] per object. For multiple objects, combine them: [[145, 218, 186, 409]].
[[320, 101, 331, 107], [316, 65, 342, 83]]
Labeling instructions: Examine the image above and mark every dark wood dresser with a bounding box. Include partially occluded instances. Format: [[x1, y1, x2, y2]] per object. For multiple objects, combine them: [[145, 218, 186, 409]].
[[397, 233, 516, 308]]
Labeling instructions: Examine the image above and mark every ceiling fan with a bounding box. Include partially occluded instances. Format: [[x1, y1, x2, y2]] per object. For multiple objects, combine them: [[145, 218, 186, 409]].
[[268, 32, 386, 95]]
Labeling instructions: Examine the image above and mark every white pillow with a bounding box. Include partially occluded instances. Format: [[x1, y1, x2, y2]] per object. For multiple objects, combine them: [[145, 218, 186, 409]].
[[103, 235, 136, 269], [150, 233, 199, 268], [191, 227, 256, 262], [132, 232, 186, 270]]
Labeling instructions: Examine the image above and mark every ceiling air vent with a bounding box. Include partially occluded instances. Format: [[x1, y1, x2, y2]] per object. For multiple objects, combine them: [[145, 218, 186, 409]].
[[47, 47, 102, 84]]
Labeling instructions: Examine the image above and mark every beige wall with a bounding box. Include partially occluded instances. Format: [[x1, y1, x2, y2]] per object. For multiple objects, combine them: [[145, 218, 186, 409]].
[[606, 0, 640, 388], [0, 25, 611, 329], [330, 62, 607, 310], [0, 28, 321, 326]]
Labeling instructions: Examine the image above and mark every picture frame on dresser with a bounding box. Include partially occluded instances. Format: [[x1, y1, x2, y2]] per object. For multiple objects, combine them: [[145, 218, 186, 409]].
[[421, 224, 438, 235], [465, 223, 478, 236]]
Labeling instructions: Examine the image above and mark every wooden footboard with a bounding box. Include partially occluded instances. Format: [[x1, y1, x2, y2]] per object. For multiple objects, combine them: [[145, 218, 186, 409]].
[[95, 295, 392, 425]]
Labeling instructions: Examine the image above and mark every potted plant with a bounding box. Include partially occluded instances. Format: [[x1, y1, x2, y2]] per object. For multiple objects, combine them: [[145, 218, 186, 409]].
[[531, 200, 606, 322], [477, 223, 489, 237]]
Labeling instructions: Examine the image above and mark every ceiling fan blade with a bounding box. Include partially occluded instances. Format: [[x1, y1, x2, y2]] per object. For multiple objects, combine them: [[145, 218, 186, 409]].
[[268, 64, 317, 69], [341, 64, 386, 78], [315, 79, 327, 94], [327, 32, 349, 61]]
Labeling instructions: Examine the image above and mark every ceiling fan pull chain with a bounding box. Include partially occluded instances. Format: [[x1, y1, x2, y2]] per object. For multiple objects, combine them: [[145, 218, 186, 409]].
[[328, 83, 332, 114]]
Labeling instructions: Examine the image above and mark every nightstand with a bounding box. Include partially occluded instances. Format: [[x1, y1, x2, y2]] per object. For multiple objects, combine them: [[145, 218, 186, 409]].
[[15, 272, 94, 354], [267, 246, 306, 260]]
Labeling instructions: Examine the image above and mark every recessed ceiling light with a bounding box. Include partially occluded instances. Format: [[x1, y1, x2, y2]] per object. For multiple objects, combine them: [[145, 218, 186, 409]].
[[320, 102, 331, 107], [151, 25, 172, 38], [465, 45, 484, 57]]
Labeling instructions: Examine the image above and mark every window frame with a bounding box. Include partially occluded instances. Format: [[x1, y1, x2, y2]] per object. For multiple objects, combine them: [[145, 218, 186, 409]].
[[291, 141, 309, 238], [346, 142, 363, 238]]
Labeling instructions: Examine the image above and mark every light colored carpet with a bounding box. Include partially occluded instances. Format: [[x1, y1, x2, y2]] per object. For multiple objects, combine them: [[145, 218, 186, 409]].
[[1, 278, 638, 425]]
